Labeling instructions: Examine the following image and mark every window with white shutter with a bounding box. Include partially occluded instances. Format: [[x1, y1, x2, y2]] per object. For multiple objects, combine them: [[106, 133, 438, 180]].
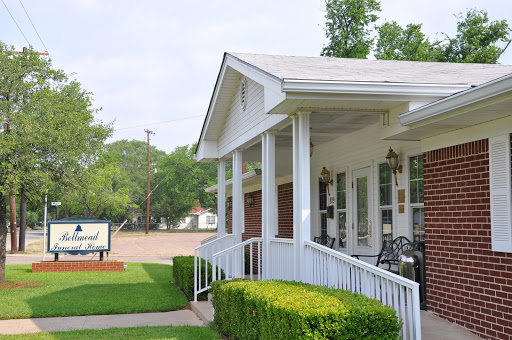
[[489, 134, 512, 253]]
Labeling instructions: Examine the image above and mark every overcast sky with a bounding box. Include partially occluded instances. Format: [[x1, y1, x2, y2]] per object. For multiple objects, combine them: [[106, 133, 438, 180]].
[[2, 0, 512, 153]]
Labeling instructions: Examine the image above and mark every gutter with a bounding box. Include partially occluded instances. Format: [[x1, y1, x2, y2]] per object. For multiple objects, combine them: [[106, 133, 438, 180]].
[[205, 169, 262, 193], [282, 79, 471, 97], [399, 73, 512, 126]]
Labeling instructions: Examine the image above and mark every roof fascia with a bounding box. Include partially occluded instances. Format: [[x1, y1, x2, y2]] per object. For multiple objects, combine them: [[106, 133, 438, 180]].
[[224, 54, 283, 93], [195, 53, 284, 161], [282, 79, 470, 97], [398, 73, 512, 126], [195, 53, 230, 159], [205, 169, 261, 193]]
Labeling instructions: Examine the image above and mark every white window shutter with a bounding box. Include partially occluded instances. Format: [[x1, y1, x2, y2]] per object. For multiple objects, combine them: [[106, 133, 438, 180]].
[[489, 134, 512, 253]]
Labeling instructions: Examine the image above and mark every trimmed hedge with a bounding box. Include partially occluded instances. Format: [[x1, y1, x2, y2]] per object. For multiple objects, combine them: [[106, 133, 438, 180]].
[[173, 255, 224, 301], [211, 280, 402, 340]]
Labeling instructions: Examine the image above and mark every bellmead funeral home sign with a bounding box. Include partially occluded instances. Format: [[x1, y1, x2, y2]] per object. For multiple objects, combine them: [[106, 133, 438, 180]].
[[48, 217, 111, 255], [32, 217, 123, 272]]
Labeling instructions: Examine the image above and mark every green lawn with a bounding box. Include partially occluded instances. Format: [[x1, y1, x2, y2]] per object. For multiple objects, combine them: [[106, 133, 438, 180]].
[[2, 326, 221, 339], [0, 263, 189, 319]]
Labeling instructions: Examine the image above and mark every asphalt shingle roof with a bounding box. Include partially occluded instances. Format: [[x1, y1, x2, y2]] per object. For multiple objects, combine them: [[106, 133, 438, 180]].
[[228, 52, 512, 86]]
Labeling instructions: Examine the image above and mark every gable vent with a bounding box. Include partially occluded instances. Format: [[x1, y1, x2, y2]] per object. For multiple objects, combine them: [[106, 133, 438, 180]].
[[240, 77, 248, 111]]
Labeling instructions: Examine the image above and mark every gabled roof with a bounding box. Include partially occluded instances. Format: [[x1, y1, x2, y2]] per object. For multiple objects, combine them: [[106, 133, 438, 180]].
[[190, 206, 210, 215], [195, 52, 512, 161], [228, 52, 512, 86]]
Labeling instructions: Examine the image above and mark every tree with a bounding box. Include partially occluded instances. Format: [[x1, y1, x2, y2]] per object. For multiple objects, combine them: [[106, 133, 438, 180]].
[[440, 9, 511, 64], [0, 43, 112, 283], [322, 1, 511, 64], [374, 22, 441, 61], [103, 140, 167, 220], [321, 0, 381, 58], [152, 144, 217, 227], [66, 158, 135, 219]]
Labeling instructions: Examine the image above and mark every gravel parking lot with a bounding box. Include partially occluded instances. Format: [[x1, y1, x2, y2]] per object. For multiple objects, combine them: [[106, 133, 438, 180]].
[[6, 231, 216, 265]]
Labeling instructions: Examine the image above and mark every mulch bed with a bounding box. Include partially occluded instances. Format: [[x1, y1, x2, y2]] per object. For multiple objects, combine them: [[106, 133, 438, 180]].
[[0, 281, 43, 289]]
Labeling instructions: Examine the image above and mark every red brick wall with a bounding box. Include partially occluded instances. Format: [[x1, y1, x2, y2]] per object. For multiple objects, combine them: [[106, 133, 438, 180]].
[[32, 260, 124, 272], [277, 183, 293, 239], [226, 183, 294, 272], [424, 138, 512, 340], [226, 182, 294, 239]]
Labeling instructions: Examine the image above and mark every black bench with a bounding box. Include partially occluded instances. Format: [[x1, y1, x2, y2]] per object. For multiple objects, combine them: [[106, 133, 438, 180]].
[[352, 236, 423, 274], [314, 234, 335, 249]]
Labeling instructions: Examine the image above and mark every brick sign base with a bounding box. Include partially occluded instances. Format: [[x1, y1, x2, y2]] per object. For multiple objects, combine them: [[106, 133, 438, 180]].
[[32, 260, 124, 272]]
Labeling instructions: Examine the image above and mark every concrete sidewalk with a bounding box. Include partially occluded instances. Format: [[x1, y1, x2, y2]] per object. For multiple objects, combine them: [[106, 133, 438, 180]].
[[0, 310, 205, 335]]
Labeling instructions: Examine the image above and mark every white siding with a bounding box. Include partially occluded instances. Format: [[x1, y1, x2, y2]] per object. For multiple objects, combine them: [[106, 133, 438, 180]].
[[310, 122, 421, 257], [218, 77, 286, 157]]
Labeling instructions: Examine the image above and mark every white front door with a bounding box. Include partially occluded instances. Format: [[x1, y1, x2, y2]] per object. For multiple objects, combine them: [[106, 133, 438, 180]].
[[352, 167, 373, 256]]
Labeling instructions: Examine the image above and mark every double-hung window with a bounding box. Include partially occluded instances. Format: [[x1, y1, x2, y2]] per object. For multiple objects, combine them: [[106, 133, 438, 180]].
[[337, 173, 347, 248], [319, 178, 327, 236], [379, 163, 393, 241], [410, 155, 424, 242]]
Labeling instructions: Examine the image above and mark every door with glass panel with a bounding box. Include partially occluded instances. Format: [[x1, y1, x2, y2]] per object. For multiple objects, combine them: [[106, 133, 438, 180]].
[[352, 167, 373, 256]]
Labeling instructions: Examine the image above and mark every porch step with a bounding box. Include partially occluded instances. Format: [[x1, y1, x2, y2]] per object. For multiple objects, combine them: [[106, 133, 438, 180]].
[[190, 300, 213, 324]]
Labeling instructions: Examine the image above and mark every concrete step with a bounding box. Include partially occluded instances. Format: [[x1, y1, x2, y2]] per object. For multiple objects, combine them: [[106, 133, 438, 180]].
[[190, 300, 213, 324]]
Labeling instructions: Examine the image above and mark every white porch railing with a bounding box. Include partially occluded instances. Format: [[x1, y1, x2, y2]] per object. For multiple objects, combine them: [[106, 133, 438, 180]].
[[194, 236, 421, 339], [212, 238, 263, 282], [304, 240, 421, 340], [269, 238, 294, 281], [194, 234, 235, 301]]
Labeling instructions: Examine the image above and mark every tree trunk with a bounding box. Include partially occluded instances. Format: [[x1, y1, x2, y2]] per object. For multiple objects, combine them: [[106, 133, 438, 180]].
[[19, 189, 27, 252], [65, 202, 69, 218], [9, 192, 17, 254], [0, 192, 7, 283]]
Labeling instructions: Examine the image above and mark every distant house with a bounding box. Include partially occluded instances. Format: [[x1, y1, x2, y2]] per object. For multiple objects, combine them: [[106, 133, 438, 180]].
[[177, 206, 217, 229]]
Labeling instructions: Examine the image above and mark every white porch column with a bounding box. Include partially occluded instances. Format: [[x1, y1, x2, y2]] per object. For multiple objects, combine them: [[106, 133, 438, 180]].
[[261, 131, 276, 280], [232, 151, 243, 244], [292, 113, 311, 282], [217, 159, 226, 237]]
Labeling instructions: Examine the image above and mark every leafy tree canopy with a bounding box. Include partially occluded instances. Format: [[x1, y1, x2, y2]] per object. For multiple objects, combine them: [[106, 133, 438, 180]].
[[321, 0, 381, 58], [322, 1, 511, 64], [152, 144, 217, 227], [0, 42, 112, 282]]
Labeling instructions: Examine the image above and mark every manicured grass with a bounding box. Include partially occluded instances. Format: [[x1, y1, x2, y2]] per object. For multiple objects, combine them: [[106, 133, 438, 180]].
[[0, 263, 188, 319], [2, 326, 222, 339]]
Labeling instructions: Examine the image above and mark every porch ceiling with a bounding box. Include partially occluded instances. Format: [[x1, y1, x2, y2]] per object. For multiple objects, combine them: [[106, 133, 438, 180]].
[[241, 111, 382, 162]]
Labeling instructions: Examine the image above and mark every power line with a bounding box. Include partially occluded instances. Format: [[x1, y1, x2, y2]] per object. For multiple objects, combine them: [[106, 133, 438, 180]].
[[18, 0, 48, 52], [115, 115, 205, 131], [2, 0, 30, 46]]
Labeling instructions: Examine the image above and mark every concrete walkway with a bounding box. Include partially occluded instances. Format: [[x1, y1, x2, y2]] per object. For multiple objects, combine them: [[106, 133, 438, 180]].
[[0, 310, 204, 335]]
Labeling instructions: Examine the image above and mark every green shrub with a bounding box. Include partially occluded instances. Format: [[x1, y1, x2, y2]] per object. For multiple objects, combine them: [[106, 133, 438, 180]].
[[211, 280, 402, 340], [173, 256, 224, 301]]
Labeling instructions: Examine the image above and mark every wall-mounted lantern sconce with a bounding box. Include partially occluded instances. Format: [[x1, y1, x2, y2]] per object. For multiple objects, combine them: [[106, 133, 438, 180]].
[[246, 193, 255, 207], [310, 139, 314, 157], [385, 146, 403, 186], [321, 166, 333, 195], [226, 197, 232, 210]]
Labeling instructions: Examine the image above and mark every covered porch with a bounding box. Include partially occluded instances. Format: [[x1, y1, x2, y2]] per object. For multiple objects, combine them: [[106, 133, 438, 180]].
[[193, 53, 512, 340]]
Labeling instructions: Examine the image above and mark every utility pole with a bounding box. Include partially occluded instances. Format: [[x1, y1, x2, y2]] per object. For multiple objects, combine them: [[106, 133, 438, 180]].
[[145, 129, 155, 234]]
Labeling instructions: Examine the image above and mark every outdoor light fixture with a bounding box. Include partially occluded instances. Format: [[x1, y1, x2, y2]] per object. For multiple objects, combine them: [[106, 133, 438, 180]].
[[321, 166, 333, 195], [226, 198, 232, 210], [385, 146, 402, 186], [310, 138, 314, 157], [246, 193, 255, 207]]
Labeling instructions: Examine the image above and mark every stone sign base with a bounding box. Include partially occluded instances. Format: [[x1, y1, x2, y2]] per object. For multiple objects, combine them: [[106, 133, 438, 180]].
[[32, 260, 124, 272]]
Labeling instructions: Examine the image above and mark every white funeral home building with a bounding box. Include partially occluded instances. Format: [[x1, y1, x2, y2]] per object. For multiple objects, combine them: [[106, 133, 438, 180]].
[[193, 53, 512, 340]]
